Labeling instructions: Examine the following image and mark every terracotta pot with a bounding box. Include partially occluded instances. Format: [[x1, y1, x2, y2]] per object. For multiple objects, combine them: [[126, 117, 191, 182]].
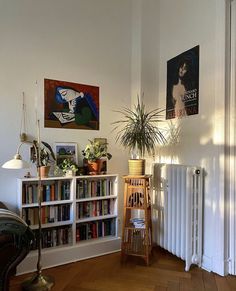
[[87, 160, 102, 174], [39, 165, 50, 178]]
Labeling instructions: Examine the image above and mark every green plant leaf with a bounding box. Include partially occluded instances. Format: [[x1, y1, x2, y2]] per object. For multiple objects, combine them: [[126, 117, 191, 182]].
[[112, 96, 166, 157]]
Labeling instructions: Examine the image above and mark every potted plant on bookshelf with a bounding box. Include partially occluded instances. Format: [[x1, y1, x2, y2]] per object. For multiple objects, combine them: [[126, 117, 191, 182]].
[[31, 141, 56, 178], [82, 140, 112, 175], [55, 158, 78, 177], [112, 96, 166, 175]]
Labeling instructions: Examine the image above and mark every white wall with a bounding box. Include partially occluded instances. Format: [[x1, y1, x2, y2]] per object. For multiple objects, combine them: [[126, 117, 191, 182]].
[[140, 0, 226, 275], [0, 0, 229, 275], [0, 0, 131, 225], [141, 0, 160, 110]]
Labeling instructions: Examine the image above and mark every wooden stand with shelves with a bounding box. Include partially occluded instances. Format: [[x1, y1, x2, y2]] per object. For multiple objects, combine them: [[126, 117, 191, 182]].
[[17, 174, 120, 274], [121, 175, 152, 265]]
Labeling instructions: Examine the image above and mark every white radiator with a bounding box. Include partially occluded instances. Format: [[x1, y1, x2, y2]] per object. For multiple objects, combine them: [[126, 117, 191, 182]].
[[152, 163, 203, 271]]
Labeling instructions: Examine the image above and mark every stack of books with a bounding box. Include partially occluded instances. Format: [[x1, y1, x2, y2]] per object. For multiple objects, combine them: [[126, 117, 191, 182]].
[[130, 218, 145, 229]]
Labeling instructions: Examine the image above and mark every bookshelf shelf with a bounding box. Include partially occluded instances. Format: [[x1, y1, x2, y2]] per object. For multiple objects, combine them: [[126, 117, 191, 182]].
[[17, 174, 120, 274], [22, 200, 73, 208], [76, 214, 117, 223], [30, 220, 73, 230], [76, 194, 117, 202]]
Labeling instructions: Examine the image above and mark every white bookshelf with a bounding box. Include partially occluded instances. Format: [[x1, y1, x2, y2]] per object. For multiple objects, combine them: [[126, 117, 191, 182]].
[[16, 174, 120, 275]]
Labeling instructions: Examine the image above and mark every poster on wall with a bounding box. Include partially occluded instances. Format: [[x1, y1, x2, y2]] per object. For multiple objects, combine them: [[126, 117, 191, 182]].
[[44, 79, 99, 130], [166, 45, 199, 120]]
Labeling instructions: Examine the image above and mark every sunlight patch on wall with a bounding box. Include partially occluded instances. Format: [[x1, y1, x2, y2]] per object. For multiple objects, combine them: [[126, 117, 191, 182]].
[[199, 110, 224, 146], [158, 155, 179, 164], [213, 109, 224, 145]]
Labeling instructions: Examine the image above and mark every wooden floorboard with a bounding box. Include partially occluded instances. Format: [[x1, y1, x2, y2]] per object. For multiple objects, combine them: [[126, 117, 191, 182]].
[[202, 271, 218, 291], [179, 277, 193, 291], [227, 275, 236, 290], [9, 247, 236, 291]]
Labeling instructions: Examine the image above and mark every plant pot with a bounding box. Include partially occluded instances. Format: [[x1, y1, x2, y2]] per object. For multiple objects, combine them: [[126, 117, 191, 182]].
[[128, 159, 145, 176], [39, 165, 50, 178], [87, 160, 102, 175], [65, 169, 76, 177]]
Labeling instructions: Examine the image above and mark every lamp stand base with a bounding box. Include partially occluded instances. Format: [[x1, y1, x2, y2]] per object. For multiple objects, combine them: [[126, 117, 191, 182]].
[[22, 273, 54, 291]]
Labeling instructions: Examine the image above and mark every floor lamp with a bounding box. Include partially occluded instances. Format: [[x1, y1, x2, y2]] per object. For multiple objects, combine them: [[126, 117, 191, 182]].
[[2, 120, 54, 291]]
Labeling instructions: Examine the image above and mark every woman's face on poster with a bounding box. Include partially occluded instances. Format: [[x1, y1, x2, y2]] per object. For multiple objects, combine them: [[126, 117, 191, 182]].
[[178, 62, 188, 78]]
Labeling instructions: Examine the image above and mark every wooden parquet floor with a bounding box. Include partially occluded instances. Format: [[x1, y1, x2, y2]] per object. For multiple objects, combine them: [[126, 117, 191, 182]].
[[9, 247, 236, 291]]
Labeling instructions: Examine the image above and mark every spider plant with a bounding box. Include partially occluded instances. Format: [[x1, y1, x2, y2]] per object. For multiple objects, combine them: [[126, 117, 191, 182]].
[[112, 97, 166, 158]]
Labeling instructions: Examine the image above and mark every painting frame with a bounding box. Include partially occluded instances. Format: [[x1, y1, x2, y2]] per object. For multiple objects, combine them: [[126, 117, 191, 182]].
[[54, 142, 78, 166], [44, 78, 99, 130]]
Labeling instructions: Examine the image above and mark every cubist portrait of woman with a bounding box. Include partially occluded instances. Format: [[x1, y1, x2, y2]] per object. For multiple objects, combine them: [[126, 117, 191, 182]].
[[44, 79, 99, 130]]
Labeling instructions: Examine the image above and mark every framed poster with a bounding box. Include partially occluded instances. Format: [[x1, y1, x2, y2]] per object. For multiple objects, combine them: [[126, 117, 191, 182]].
[[44, 79, 99, 130], [166, 45, 199, 119], [54, 142, 78, 165]]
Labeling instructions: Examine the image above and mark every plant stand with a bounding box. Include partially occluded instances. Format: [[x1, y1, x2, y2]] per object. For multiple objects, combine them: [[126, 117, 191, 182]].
[[121, 175, 152, 265]]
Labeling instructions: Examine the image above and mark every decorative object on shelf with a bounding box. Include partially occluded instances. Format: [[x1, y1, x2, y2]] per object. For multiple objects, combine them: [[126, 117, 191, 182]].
[[112, 96, 166, 175], [82, 139, 112, 175], [2, 120, 54, 291], [54, 158, 78, 177], [31, 140, 56, 178], [54, 142, 78, 166]]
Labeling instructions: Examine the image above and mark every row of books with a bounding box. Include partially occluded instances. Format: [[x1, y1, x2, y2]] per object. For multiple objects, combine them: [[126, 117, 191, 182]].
[[22, 181, 71, 204], [22, 204, 71, 225], [76, 179, 113, 199], [31, 226, 72, 250], [76, 199, 114, 219], [76, 218, 116, 241]]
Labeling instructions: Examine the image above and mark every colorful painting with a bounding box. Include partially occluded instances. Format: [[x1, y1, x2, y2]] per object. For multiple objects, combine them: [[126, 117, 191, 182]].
[[54, 142, 78, 165], [44, 79, 99, 130], [166, 46, 199, 119]]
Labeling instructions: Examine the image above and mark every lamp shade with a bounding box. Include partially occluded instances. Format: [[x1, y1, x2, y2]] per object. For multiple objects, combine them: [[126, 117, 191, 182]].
[[2, 154, 31, 169]]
